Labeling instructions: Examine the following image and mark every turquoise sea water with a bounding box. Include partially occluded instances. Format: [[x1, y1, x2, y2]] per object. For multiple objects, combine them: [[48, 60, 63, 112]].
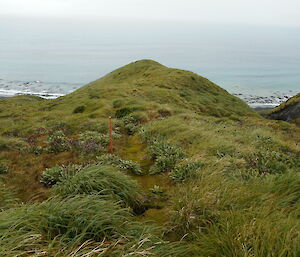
[[0, 18, 299, 101]]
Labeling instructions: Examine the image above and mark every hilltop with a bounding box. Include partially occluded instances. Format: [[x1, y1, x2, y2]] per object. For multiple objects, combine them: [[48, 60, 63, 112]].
[[0, 60, 254, 135], [268, 93, 300, 125], [0, 60, 300, 256], [65, 59, 254, 116]]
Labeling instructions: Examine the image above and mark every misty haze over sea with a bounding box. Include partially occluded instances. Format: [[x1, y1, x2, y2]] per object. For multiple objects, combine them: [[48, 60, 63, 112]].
[[0, 18, 299, 102]]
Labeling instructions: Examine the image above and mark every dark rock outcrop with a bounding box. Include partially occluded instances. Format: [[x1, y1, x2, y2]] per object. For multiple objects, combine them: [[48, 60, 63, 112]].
[[268, 93, 300, 122]]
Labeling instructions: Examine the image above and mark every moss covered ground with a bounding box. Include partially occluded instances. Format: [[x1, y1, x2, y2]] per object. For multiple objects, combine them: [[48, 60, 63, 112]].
[[0, 60, 299, 256]]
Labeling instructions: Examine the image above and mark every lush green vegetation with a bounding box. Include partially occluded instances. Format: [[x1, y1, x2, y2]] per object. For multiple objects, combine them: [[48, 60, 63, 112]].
[[0, 60, 299, 256]]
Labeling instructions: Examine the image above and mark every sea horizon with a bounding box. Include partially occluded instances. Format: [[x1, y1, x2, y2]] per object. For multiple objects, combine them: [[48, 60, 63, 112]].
[[0, 18, 299, 106]]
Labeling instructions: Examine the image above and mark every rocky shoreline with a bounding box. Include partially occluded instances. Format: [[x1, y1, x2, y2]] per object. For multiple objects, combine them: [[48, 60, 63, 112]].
[[0, 78, 80, 99], [1, 92, 296, 111], [233, 91, 297, 110]]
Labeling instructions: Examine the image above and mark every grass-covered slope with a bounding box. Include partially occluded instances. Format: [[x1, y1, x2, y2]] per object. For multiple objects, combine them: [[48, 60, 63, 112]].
[[66, 59, 254, 117], [0, 60, 300, 256], [0, 60, 254, 135], [268, 93, 300, 124]]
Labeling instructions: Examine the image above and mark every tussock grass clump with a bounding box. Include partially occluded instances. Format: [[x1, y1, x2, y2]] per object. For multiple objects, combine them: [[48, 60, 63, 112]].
[[169, 172, 300, 256], [169, 173, 263, 239], [0, 195, 190, 256], [0, 136, 27, 151], [0, 182, 18, 211], [53, 165, 142, 208], [0, 196, 129, 255], [266, 172, 300, 213], [194, 211, 300, 257], [0, 196, 130, 242], [40, 164, 83, 187], [170, 181, 220, 237], [96, 154, 142, 175], [112, 99, 124, 108]]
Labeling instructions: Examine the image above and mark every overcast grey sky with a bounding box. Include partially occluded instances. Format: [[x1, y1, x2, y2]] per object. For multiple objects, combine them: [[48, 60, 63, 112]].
[[1, 0, 300, 27]]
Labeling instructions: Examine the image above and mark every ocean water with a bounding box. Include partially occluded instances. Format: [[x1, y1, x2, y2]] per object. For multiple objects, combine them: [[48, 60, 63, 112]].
[[0, 17, 299, 104]]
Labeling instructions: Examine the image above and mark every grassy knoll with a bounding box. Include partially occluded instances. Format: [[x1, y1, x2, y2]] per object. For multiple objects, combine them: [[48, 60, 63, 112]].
[[0, 60, 299, 256]]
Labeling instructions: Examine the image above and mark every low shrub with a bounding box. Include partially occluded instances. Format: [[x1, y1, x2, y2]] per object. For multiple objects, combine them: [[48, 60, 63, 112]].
[[150, 156, 176, 174], [78, 131, 107, 154], [47, 131, 70, 153], [96, 154, 142, 175], [148, 140, 186, 174], [0, 163, 9, 175], [170, 161, 203, 183], [73, 105, 86, 113], [40, 164, 82, 187], [77, 131, 121, 155], [148, 140, 185, 160], [139, 127, 159, 142], [122, 113, 146, 135], [27, 145, 45, 155], [244, 150, 300, 175], [150, 185, 165, 195], [52, 165, 142, 208], [115, 107, 133, 118]]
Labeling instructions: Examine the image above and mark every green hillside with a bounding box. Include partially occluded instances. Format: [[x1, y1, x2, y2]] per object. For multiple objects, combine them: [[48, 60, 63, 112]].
[[0, 60, 254, 135], [0, 60, 300, 256]]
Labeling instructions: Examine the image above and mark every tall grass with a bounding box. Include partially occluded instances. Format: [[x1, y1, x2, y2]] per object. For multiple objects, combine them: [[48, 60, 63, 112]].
[[264, 172, 300, 215], [0, 60, 299, 256], [0, 182, 18, 211], [194, 210, 300, 257], [168, 171, 300, 256], [40, 164, 83, 187], [52, 165, 143, 209], [0, 195, 190, 256]]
